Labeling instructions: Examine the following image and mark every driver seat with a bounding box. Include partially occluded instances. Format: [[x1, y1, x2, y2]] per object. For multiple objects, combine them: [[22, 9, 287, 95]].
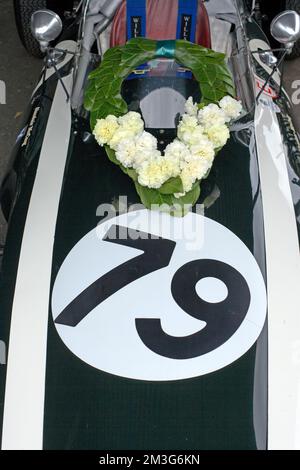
[[110, 0, 211, 49]]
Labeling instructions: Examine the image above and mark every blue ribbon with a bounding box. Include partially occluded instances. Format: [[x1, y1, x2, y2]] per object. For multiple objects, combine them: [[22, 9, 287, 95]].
[[155, 40, 176, 59]]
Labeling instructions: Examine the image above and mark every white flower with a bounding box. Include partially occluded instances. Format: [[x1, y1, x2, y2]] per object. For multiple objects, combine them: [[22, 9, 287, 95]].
[[135, 131, 157, 152], [165, 140, 191, 168], [160, 155, 181, 179], [138, 155, 170, 189], [198, 103, 227, 129], [133, 149, 161, 170], [115, 139, 137, 168], [180, 171, 195, 193], [205, 124, 230, 149], [137, 152, 181, 189], [219, 96, 243, 121], [181, 114, 199, 128], [130, 132, 158, 169], [185, 97, 198, 117], [109, 127, 136, 150], [177, 114, 198, 142], [180, 125, 206, 147], [93, 115, 119, 146], [118, 111, 144, 135], [180, 156, 211, 193], [189, 137, 215, 165]]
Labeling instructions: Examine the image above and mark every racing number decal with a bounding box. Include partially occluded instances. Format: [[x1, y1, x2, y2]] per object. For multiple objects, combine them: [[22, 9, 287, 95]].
[[52, 210, 267, 381], [56, 225, 251, 361]]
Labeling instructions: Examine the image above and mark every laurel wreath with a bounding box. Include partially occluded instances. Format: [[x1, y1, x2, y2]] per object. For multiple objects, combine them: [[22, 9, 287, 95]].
[[84, 38, 235, 215]]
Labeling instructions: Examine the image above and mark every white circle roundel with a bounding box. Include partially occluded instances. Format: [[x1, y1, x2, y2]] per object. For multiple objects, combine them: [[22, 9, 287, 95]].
[[51, 210, 267, 381]]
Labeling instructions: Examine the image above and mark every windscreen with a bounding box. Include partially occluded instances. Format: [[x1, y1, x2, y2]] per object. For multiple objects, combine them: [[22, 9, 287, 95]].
[[121, 59, 201, 142]]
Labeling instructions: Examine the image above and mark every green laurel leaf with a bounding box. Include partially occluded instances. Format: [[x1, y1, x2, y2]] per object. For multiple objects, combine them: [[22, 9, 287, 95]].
[[158, 176, 184, 195]]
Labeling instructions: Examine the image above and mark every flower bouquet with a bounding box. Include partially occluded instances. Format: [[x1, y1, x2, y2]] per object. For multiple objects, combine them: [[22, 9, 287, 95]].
[[93, 96, 242, 215]]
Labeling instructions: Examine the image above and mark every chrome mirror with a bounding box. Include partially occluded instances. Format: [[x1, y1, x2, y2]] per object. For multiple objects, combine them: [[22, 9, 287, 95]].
[[31, 9, 63, 52], [271, 10, 300, 50]]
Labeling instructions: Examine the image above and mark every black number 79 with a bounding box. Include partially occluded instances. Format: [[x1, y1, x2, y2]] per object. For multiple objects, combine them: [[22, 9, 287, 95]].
[[55, 225, 250, 360]]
